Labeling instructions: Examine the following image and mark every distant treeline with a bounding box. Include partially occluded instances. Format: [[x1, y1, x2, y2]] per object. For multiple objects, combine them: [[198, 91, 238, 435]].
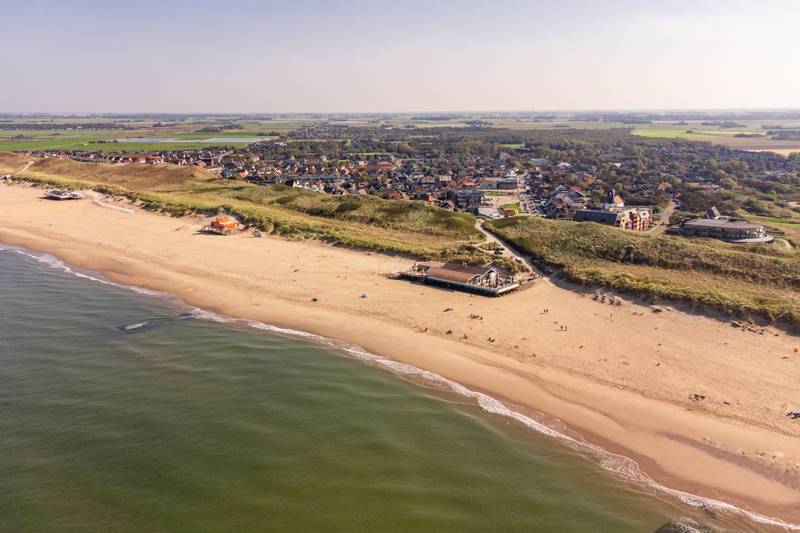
[[197, 124, 245, 132], [410, 115, 460, 121], [0, 122, 123, 130], [574, 111, 800, 122], [701, 121, 746, 128], [769, 131, 800, 141]]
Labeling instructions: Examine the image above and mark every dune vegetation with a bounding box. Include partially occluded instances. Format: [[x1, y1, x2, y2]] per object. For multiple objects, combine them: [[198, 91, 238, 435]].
[[7, 152, 799, 316], [0, 154, 491, 263], [486, 216, 800, 326]]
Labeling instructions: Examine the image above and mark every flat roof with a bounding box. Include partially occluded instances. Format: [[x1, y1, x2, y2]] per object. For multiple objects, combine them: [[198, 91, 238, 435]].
[[440, 261, 493, 276], [574, 210, 620, 223], [423, 262, 495, 284], [426, 267, 480, 284], [684, 218, 762, 229]]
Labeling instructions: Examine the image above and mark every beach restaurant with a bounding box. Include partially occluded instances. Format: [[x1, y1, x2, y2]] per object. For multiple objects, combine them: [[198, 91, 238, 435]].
[[403, 261, 520, 296]]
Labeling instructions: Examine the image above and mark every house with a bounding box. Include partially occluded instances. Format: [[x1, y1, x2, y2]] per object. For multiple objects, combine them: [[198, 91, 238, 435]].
[[573, 209, 628, 227], [599, 188, 624, 209], [544, 192, 586, 219], [573, 207, 651, 231], [446, 189, 484, 209], [678, 208, 772, 243], [480, 177, 519, 191], [680, 218, 771, 242]]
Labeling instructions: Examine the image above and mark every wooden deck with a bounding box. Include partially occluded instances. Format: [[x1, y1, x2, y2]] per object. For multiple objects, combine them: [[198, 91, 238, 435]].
[[400, 271, 522, 296]]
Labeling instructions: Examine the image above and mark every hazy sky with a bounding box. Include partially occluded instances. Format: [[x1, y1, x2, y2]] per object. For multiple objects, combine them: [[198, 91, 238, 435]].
[[1, 0, 798, 113]]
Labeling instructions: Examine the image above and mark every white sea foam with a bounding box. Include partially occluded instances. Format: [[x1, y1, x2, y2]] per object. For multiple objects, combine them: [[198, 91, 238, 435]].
[[191, 306, 800, 530], [2, 242, 798, 531], [1, 244, 167, 297], [121, 322, 148, 331]]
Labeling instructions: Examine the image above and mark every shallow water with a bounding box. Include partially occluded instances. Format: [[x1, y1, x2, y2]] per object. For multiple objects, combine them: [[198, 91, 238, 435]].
[[0, 247, 778, 532]]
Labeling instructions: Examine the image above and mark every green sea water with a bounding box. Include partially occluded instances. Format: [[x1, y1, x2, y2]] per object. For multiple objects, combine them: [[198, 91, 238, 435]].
[[0, 246, 782, 532]]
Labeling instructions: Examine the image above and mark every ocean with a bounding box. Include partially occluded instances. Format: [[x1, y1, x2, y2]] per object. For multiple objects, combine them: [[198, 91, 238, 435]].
[[0, 245, 780, 532]]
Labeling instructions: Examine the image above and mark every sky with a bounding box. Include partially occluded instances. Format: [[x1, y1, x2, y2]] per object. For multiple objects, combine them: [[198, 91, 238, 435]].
[[1, 0, 798, 113]]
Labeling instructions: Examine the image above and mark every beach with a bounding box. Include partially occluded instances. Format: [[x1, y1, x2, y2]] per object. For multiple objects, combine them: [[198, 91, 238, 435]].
[[2, 182, 800, 527]]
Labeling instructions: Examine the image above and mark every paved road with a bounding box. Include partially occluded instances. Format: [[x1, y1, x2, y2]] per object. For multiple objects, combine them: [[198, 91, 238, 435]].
[[475, 220, 540, 275], [649, 200, 677, 234]]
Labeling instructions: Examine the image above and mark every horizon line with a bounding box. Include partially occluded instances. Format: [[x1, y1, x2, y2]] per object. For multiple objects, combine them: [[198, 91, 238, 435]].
[[4, 106, 800, 116]]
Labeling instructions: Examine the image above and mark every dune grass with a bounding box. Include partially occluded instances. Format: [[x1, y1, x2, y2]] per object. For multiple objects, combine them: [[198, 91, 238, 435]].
[[486, 216, 800, 326], [1, 154, 488, 262]]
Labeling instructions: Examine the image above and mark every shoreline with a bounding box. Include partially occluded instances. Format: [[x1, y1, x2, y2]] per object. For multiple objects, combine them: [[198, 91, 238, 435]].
[[2, 183, 800, 528], [6, 242, 798, 532], [5, 241, 798, 532]]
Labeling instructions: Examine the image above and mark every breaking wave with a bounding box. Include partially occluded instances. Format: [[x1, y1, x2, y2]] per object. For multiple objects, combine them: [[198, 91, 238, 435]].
[[2, 242, 798, 531]]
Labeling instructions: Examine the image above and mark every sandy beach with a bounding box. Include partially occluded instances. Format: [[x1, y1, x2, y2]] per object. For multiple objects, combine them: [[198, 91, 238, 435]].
[[2, 182, 800, 527]]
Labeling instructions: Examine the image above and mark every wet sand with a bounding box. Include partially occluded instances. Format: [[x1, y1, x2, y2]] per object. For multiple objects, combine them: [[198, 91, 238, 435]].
[[2, 182, 799, 527]]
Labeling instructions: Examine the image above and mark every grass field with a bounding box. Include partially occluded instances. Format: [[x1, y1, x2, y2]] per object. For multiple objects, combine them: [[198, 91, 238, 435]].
[[485, 216, 800, 327], [286, 138, 352, 144], [0, 130, 266, 152], [4, 116, 799, 155], [630, 120, 800, 154], [0, 118, 317, 152], [500, 203, 521, 213], [0, 139, 258, 152], [747, 215, 800, 247], [632, 128, 717, 140], [168, 132, 278, 140]]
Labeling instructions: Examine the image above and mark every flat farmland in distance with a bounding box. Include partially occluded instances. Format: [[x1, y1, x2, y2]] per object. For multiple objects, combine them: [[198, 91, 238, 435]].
[[0, 116, 322, 152], [168, 131, 277, 140], [633, 128, 715, 140], [0, 125, 276, 152], [86, 141, 256, 152], [233, 119, 327, 132], [0, 136, 257, 152], [632, 120, 800, 154]]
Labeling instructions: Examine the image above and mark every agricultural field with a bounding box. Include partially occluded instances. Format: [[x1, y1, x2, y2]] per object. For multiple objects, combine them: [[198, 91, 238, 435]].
[[0, 136, 259, 152], [0, 116, 321, 152], [0, 128, 272, 152], [631, 120, 800, 154], [3, 114, 799, 155]]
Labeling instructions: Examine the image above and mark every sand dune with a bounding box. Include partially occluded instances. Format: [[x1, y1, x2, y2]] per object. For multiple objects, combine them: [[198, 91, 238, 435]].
[[2, 182, 799, 527]]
